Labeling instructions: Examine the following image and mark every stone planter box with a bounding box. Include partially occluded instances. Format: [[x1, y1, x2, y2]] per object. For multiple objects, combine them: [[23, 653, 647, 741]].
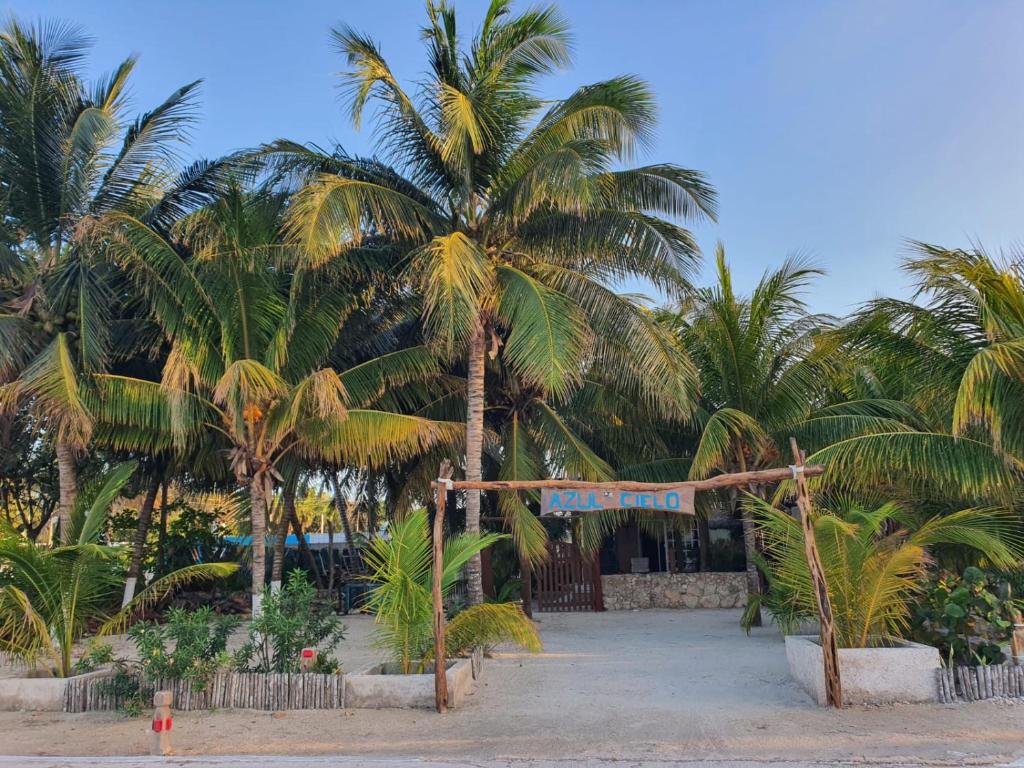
[[345, 659, 475, 709], [0, 669, 113, 712], [785, 635, 941, 706]]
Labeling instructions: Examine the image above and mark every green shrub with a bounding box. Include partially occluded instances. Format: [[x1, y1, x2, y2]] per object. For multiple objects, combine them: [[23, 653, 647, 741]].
[[911, 567, 1020, 666], [232, 571, 344, 673], [129, 606, 239, 690], [70, 642, 115, 675]]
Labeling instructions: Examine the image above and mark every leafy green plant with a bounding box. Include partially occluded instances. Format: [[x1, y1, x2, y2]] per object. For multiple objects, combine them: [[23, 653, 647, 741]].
[[911, 567, 1020, 666], [130, 607, 239, 689], [743, 496, 1022, 647], [232, 570, 344, 673], [0, 463, 238, 676], [95, 663, 145, 717], [363, 509, 541, 674], [70, 642, 115, 676]]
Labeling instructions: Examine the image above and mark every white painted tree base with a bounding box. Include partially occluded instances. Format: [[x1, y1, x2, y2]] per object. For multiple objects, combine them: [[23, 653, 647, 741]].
[[121, 576, 137, 608]]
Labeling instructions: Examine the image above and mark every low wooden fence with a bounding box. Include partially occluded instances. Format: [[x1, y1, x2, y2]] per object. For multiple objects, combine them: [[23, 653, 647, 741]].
[[65, 670, 344, 713], [937, 663, 1024, 703]]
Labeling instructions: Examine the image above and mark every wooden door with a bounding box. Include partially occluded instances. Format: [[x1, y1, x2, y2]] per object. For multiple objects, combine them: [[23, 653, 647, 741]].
[[535, 541, 604, 612]]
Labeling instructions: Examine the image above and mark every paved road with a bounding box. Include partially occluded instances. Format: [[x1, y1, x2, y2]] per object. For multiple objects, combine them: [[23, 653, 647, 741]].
[[4, 612, 1023, 766], [6, 758, 1022, 768]]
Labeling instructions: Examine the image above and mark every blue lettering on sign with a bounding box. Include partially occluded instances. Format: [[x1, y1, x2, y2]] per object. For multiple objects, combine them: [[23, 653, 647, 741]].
[[618, 491, 682, 511], [548, 491, 603, 511]]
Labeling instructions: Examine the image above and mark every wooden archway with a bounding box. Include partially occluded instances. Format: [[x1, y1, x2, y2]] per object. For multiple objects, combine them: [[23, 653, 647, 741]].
[[429, 439, 842, 712]]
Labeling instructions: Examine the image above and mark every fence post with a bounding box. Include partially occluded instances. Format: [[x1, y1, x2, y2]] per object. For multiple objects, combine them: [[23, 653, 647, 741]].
[[299, 648, 317, 673], [1011, 608, 1024, 665], [150, 690, 173, 756]]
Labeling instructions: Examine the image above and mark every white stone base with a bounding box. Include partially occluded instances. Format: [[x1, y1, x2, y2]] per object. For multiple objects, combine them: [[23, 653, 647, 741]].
[[0, 670, 112, 711], [785, 635, 940, 706], [344, 659, 475, 709]]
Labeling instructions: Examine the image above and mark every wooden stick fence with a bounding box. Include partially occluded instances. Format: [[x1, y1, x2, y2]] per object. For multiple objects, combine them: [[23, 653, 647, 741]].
[[65, 671, 344, 713], [937, 664, 1024, 703]]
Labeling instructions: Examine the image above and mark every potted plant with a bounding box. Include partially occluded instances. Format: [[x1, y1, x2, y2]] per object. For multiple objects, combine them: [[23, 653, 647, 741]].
[[345, 509, 541, 708], [745, 497, 1021, 705]]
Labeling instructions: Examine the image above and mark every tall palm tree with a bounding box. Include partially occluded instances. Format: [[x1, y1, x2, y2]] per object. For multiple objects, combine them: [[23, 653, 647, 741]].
[[287, 0, 715, 602], [663, 247, 907, 617], [90, 186, 459, 612], [0, 18, 228, 542]]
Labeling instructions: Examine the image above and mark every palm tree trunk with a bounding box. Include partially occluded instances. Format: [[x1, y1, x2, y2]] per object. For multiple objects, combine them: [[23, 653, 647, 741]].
[[156, 482, 169, 577], [55, 442, 78, 544], [697, 513, 711, 572], [326, 519, 335, 592], [739, 502, 762, 626], [464, 323, 487, 605], [122, 475, 160, 608], [331, 474, 356, 557], [250, 474, 268, 615], [289, 507, 322, 588], [271, 482, 296, 589], [734, 450, 762, 626]]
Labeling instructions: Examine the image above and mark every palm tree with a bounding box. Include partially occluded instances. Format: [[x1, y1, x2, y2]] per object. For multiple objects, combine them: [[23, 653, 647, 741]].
[[811, 244, 1024, 504], [0, 462, 236, 677], [743, 495, 1022, 647], [362, 508, 541, 673], [658, 247, 834, 616], [90, 186, 459, 612], [286, 0, 715, 602], [0, 18, 229, 542]]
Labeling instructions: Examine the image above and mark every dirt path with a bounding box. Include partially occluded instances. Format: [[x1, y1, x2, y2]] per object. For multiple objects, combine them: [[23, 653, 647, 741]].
[[2, 610, 1022, 765]]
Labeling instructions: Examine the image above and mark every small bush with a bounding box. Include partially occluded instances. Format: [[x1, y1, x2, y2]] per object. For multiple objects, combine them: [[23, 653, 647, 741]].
[[71, 642, 115, 675], [911, 567, 1020, 666], [129, 606, 239, 690], [232, 571, 344, 673]]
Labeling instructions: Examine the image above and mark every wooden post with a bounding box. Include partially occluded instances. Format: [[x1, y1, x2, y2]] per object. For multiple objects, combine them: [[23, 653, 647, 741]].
[[150, 690, 173, 756], [1011, 608, 1024, 666], [432, 460, 453, 714], [789, 437, 842, 709]]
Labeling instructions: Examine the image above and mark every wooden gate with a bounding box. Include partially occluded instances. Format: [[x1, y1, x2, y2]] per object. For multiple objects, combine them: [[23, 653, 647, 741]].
[[535, 541, 603, 612]]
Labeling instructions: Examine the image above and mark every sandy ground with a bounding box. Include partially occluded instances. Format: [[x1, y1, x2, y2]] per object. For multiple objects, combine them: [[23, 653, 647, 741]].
[[2, 609, 1023, 766]]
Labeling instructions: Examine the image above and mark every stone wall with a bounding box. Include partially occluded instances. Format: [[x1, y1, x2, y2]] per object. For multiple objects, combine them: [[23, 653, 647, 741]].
[[600, 572, 747, 610]]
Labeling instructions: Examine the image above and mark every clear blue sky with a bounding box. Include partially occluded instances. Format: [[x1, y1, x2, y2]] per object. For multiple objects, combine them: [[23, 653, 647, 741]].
[[13, 0, 1024, 313]]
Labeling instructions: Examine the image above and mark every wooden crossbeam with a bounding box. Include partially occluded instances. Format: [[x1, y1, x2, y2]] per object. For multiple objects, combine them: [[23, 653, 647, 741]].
[[430, 464, 824, 494]]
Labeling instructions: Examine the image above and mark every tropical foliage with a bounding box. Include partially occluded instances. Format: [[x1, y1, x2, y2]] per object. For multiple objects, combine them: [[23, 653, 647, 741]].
[[910, 566, 1021, 666], [0, 463, 237, 676], [742, 496, 1023, 647], [1, 1, 1023, 663], [232, 570, 345, 673], [0, 18, 226, 542], [282, 0, 715, 603], [362, 509, 541, 673]]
